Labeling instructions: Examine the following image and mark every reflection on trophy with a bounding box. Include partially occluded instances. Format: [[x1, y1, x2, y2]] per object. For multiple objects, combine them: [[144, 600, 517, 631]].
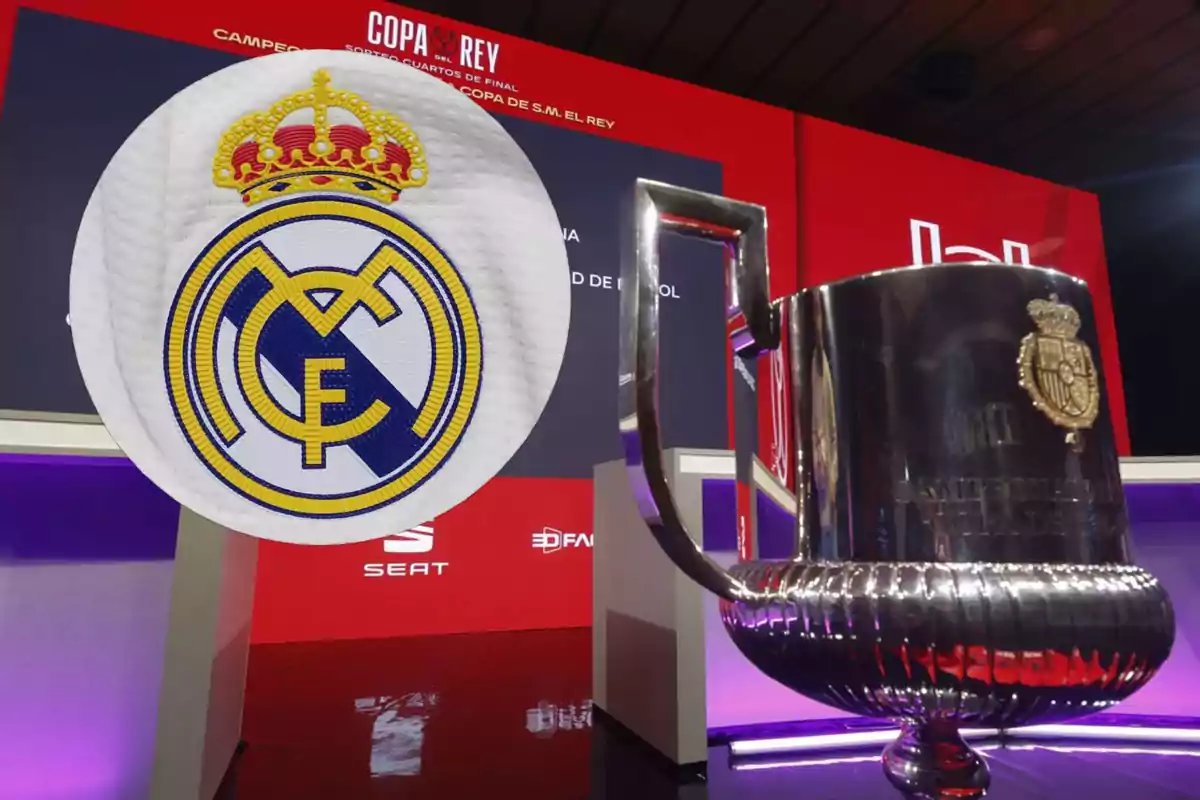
[[617, 180, 1174, 798]]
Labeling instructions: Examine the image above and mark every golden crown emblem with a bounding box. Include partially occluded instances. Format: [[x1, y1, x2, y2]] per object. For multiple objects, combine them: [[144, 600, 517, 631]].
[[212, 70, 428, 206], [1026, 293, 1081, 339]]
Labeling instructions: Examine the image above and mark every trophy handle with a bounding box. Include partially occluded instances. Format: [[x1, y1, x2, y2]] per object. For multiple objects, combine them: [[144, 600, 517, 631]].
[[618, 179, 779, 602]]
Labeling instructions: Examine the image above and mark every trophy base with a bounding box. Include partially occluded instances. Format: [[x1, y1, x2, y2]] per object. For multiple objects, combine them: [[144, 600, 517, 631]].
[[881, 720, 989, 799]]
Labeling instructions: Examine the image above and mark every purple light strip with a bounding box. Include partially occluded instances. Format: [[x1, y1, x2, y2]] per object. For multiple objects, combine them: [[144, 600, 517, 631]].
[[730, 727, 997, 756], [728, 715, 1200, 757]]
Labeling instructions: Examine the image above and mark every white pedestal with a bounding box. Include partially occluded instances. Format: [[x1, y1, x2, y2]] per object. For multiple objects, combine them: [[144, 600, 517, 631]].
[[1, 420, 257, 800], [592, 448, 733, 768]]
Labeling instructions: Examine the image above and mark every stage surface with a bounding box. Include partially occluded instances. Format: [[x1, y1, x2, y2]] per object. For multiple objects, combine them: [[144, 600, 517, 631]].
[[229, 627, 1200, 799]]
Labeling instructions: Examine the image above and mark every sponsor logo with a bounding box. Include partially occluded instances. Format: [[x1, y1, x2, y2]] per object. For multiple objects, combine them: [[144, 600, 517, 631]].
[[366, 11, 500, 74], [526, 700, 593, 737], [366, 522, 448, 577], [531, 526, 593, 554], [383, 523, 434, 554], [909, 219, 1031, 266]]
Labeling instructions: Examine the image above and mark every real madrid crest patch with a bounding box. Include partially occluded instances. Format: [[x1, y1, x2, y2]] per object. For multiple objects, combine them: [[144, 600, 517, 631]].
[[69, 51, 570, 544]]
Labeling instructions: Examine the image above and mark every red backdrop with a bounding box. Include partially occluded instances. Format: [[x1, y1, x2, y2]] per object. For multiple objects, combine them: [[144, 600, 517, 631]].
[[795, 117, 1128, 453], [0, 0, 1127, 644]]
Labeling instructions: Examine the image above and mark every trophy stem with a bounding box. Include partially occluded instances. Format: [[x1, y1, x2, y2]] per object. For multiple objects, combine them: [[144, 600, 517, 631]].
[[881, 719, 989, 799]]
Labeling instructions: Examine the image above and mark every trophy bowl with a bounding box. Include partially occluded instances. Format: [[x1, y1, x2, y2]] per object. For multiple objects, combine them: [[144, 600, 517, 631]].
[[617, 180, 1174, 798]]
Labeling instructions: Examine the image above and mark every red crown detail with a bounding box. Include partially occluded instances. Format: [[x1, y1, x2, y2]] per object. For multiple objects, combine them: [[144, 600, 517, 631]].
[[212, 70, 427, 206]]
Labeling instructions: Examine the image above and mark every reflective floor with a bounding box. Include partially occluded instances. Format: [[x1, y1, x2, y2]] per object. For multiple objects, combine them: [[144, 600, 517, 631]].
[[229, 627, 1200, 799]]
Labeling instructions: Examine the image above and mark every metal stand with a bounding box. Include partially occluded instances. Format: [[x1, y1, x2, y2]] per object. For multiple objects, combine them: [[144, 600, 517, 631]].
[[882, 721, 989, 799]]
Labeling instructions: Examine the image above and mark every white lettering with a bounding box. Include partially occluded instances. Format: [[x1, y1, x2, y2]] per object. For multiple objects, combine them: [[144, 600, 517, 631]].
[[458, 86, 507, 105], [367, 13, 496, 72], [363, 561, 449, 577], [460, 35, 478, 71], [344, 44, 400, 62], [399, 19, 416, 52], [562, 228, 580, 242], [404, 58, 461, 78], [532, 529, 593, 554], [366, 11, 383, 45], [568, 272, 679, 299], [487, 78, 518, 92], [457, 35, 499, 72]]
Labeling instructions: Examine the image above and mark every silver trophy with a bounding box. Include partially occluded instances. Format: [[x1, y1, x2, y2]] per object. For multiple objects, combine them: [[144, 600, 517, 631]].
[[618, 180, 1174, 798]]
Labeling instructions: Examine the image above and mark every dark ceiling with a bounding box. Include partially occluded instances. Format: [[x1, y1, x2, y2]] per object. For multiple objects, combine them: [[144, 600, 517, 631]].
[[393, 0, 1200, 189]]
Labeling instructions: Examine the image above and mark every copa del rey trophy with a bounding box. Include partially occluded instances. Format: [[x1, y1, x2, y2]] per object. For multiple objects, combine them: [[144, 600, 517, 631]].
[[618, 180, 1174, 798]]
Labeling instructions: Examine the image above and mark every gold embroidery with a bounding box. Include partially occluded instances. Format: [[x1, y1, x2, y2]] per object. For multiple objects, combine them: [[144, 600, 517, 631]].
[[1018, 294, 1100, 449]]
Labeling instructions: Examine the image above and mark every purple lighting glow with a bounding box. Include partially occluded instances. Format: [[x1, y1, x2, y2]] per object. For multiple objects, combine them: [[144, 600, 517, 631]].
[[0, 454, 180, 799]]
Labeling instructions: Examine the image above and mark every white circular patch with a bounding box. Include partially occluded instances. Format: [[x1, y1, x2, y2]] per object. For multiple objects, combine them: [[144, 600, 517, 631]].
[[69, 50, 570, 544]]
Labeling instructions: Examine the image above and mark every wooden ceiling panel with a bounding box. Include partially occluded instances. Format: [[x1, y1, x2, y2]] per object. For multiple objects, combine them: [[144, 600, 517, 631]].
[[801, 0, 981, 118], [752, 0, 907, 108], [1018, 74, 1200, 185], [1019, 46, 1200, 177], [988, 15, 1200, 159], [642, 0, 761, 81], [588, 0, 687, 65], [1046, 124, 1197, 186], [933, 0, 1055, 48], [874, 0, 1055, 140], [401, 0, 1200, 191], [952, 0, 1194, 151], [1055, 52, 1200, 153], [526, 0, 610, 52], [700, 1, 831, 95], [903, 0, 1126, 150], [1152, 109, 1200, 157], [1121, 80, 1200, 138]]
